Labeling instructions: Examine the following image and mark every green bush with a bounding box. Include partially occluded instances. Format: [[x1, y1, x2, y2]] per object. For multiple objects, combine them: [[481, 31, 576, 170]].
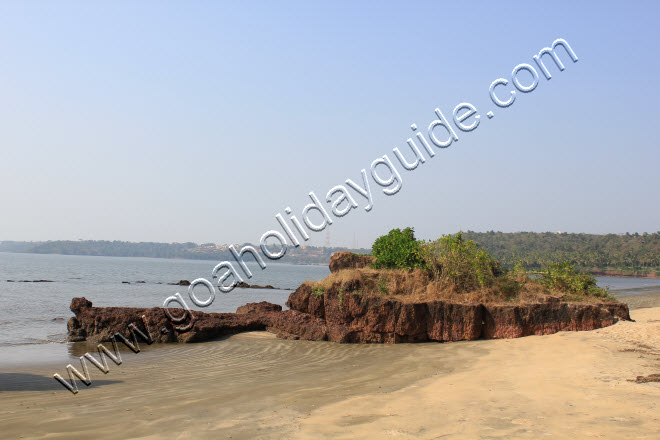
[[420, 232, 500, 290], [539, 261, 612, 299], [371, 227, 426, 270]]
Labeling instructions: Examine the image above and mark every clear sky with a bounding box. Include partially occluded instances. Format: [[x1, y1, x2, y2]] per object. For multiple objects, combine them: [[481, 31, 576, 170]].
[[1, 1, 658, 247]]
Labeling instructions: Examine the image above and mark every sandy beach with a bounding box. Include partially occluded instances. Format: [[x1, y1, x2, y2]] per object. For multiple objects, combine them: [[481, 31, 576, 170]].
[[1, 294, 658, 439], [294, 305, 660, 439]]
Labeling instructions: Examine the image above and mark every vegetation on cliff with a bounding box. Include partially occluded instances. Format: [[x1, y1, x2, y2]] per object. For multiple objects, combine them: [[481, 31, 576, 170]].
[[310, 228, 614, 304]]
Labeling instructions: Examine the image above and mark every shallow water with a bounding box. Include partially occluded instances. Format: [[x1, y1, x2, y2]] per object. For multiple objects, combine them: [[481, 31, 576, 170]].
[[0, 252, 329, 352], [595, 276, 660, 294]]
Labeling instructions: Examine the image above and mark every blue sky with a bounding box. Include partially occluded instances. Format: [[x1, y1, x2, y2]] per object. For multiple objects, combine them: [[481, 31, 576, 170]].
[[0, 1, 658, 247]]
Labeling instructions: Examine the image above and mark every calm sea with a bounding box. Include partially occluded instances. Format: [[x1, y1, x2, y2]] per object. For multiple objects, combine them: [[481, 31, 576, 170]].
[[0, 252, 329, 350], [0, 252, 658, 364]]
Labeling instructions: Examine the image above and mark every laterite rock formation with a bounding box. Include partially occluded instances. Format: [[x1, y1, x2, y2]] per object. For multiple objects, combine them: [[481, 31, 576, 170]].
[[271, 284, 631, 343], [67, 297, 280, 343], [67, 254, 631, 344]]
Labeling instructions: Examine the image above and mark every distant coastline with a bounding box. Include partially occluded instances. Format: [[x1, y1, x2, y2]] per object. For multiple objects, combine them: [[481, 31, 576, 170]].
[[0, 240, 370, 266]]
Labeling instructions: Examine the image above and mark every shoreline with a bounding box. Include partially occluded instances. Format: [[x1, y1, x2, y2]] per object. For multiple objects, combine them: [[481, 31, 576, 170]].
[[0, 285, 657, 438], [0, 289, 657, 364], [0, 306, 657, 439], [0, 291, 658, 439], [590, 271, 659, 279]]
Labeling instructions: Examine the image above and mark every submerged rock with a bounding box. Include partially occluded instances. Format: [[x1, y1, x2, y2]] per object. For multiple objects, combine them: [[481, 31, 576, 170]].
[[235, 282, 276, 289], [168, 280, 191, 286], [17, 279, 54, 283]]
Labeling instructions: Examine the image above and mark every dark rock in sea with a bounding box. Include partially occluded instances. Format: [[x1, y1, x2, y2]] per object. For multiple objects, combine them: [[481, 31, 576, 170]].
[[235, 282, 277, 289], [329, 251, 375, 273], [16, 280, 54, 283], [168, 280, 191, 286]]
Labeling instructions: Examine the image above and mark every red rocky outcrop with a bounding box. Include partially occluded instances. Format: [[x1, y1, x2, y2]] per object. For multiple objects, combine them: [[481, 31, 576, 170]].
[[269, 283, 631, 343], [328, 251, 375, 273], [67, 297, 281, 343], [67, 287, 630, 344]]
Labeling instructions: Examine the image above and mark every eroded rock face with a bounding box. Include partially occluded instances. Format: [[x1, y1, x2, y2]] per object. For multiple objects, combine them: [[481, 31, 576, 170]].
[[480, 301, 630, 339], [328, 251, 375, 273], [277, 283, 631, 343], [278, 284, 483, 342], [67, 297, 281, 343], [68, 286, 631, 344]]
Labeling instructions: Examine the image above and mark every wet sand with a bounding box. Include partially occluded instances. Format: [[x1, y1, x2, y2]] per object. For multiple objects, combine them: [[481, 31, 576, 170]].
[[1, 294, 658, 439]]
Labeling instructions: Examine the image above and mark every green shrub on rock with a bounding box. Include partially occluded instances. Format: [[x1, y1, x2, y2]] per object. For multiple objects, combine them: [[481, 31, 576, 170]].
[[420, 232, 500, 290], [371, 227, 426, 270]]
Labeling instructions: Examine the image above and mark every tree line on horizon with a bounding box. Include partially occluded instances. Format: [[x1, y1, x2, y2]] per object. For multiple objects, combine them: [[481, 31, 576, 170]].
[[463, 231, 659, 275], [1, 231, 658, 274], [0, 240, 369, 265]]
